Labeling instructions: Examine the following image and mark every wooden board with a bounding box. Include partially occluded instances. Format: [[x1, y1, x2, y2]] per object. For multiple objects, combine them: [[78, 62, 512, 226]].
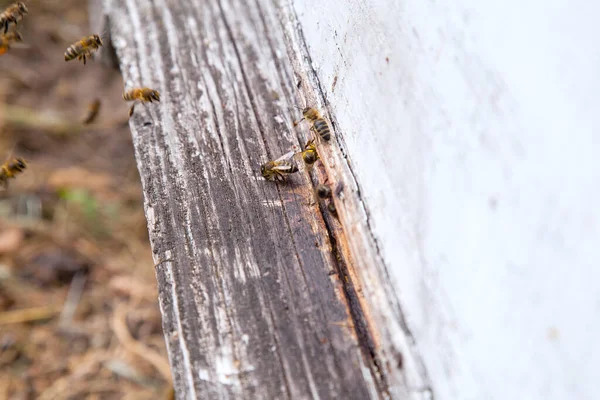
[[91, 0, 404, 398]]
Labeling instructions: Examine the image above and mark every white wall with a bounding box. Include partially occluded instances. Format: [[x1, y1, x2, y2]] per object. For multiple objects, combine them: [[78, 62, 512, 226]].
[[293, 0, 600, 399]]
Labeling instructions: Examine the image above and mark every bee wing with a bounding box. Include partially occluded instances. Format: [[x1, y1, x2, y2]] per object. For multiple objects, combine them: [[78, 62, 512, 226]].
[[292, 150, 304, 162], [273, 149, 296, 162], [271, 163, 295, 172], [8, 42, 29, 49], [270, 150, 297, 172]]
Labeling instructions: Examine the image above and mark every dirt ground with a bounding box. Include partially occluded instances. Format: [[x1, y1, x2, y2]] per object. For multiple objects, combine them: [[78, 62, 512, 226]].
[[0, 0, 172, 398]]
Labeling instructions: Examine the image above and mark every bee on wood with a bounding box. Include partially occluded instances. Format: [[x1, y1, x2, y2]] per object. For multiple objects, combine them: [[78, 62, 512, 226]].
[[327, 200, 337, 217], [0, 31, 22, 55], [261, 150, 299, 182], [294, 106, 331, 141], [82, 98, 101, 124], [123, 87, 160, 118], [316, 184, 332, 199], [298, 139, 319, 169], [64, 34, 103, 65], [0, 2, 28, 34], [314, 182, 337, 217], [0, 157, 27, 188]]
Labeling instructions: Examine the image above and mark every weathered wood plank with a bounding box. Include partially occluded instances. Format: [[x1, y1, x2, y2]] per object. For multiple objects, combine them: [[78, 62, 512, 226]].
[[94, 0, 388, 398]]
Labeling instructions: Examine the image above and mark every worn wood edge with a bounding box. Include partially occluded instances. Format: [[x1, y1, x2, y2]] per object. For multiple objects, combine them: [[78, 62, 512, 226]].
[[88, 0, 120, 69], [277, 2, 435, 399], [90, 0, 389, 398]]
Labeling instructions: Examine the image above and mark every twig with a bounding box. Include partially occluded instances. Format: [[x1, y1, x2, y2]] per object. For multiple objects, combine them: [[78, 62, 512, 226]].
[[59, 272, 87, 328], [111, 304, 172, 383], [1, 104, 84, 137], [0, 305, 61, 325], [103, 359, 158, 388], [0, 104, 125, 137]]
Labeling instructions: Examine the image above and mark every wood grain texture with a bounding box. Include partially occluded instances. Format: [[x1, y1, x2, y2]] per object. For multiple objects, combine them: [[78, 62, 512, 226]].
[[93, 0, 397, 398]]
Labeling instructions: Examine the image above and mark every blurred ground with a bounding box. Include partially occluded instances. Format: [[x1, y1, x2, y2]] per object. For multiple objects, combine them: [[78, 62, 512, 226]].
[[0, 0, 171, 398]]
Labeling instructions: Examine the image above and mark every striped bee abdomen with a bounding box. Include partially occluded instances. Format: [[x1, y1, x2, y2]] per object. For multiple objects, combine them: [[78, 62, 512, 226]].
[[64, 43, 83, 61], [313, 119, 331, 141]]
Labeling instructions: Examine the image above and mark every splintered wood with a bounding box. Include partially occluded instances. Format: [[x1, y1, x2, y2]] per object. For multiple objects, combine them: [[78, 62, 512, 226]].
[[94, 0, 386, 398]]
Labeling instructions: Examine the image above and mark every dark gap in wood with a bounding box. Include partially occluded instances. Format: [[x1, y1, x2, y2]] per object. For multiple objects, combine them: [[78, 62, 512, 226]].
[[311, 179, 390, 398]]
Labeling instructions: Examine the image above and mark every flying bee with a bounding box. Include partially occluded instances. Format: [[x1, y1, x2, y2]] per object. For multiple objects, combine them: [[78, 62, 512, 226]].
[[316, 184, 332, 199], [0, 2, 28, 34], [294, 106, 331, 141], [123, 87, 160, 117], [261, 150, 299, 182], [64, 34, 103, 65], [0, 157, 27, 188], [82, 98, 101, 124], [0, 31, 22, 55]]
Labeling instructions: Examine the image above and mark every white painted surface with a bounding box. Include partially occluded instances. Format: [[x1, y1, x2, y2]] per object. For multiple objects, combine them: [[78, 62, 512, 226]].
[[293, 0, 600, 399]]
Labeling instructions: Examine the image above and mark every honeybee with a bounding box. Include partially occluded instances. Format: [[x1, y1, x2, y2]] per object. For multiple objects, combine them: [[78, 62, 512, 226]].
[[294, 107, 331, 141], [123, 87, 160, 117], [327, 200, 337, 217], [0, 157, 27, 188], [261, 150, 299, 182], [298, 139, 319, 168], [82, 98, 101, 124], [0, 31, 22, 55], [316, 184, 332, 199], [0, 2, 28, 34], [64, 34, 103, 65]]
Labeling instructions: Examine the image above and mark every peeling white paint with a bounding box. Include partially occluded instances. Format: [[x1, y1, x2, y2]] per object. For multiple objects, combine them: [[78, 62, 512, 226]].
[[261, 199, 284, 207], [146, 206, 156, 230], [198, 368, 210, 382], [241, 334, 249, 345], [233, 246, 247, 284], [215, 350, 239, 386]]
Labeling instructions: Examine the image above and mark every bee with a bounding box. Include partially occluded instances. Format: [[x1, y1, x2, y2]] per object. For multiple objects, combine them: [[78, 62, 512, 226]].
[[261, 150, 299, 182], [327, 200, 338, 217], [64, 34, 103, 65], [82, 98, 101, 124], [316, 184, 332, 199], [294, 107, 331, 141], [0, 157, 27, 188], [0, 31, 22, 55], [298, 139, 319, 168], [123, 87, 161, 117], [0, 2, 28, 34]]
